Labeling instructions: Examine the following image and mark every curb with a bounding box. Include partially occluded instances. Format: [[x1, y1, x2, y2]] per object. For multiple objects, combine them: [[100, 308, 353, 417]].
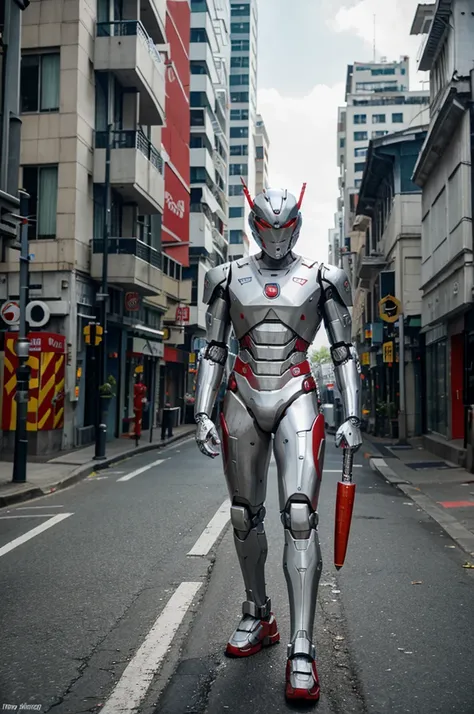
[[0, 428, 196, 509], [369, 456, 474, 559]]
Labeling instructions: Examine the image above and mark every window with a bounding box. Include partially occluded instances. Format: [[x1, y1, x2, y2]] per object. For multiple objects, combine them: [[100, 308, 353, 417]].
[[356, 81, 398, 92], [189, 136, 204, 148], [230, 230, 244, 244], [229, 207, 244, 218], [256, 146, 264, 159], [353, 131, 367, 141], [230, 163, 248, 176], [190, 28, 208, 42], [372, 114, 386, 123], [190, 109, 205, 126], [392, 112, 403, 123], [231, 91, 249, 103], [20, 53, 60, 112], [353, 114, 367, 124], [230, 74, 249, 86], [354, 179, 362, 189], [230, 144, 248, 156], [190, 167, 208, 183], [231, 4, 250, 16], [230, 126, 249, 138], [339, 138, 345, 148], [231, 56, 250, 68], [22, 165, 58, 240], [372, 130, 388, 138], [371, 67, 396, 75], [190, 63, 208, 75], [229, 184, 242, 196], [232, 39, 250, 51], [231, 22, 250, 33], [354, 147, 367, 158], [230, 108, 249, 121], [354, 162, 365, 173]]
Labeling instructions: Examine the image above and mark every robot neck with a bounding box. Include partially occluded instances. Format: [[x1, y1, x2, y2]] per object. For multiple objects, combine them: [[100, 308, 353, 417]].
[[258, 251, 296, 270]]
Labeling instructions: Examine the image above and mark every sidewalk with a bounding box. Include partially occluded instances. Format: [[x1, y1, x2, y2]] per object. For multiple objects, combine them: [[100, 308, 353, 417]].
[[0, 424, 196, 508], [364, 435, 474, 560]]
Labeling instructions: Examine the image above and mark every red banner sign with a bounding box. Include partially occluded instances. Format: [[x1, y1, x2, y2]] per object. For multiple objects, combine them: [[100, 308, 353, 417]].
[[176, 306, 190, 323], [125, 292, 140, 312]]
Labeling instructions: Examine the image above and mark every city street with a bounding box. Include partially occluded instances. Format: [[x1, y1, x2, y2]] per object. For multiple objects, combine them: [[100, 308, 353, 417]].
[[0, 436, 473, 714]]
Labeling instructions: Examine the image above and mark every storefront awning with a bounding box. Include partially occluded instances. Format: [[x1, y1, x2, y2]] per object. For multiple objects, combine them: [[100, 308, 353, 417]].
[[131, 324, 165, 338]]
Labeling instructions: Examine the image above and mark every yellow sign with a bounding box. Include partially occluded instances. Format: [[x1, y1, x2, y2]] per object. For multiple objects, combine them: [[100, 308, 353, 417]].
[[162, 327, 170, 341], [189, 353, 196, 364], [379, 295, 402, 323], [383, 341, 394, 363], [361, 352, 370, 365]]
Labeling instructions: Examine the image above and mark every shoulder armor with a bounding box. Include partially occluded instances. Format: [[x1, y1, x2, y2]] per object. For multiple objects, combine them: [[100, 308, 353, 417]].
[[203, 263, 231, 304], [320, 263, 353, 307], [300, 256, 318, 269], [234, 256, 252, 269]]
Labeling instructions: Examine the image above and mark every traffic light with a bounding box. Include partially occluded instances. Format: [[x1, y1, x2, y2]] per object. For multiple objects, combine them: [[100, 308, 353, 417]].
[[13, 0, 31, 9], [83, 322, 103, 346]]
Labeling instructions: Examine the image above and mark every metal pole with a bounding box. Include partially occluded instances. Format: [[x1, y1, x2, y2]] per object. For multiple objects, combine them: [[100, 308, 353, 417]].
[[94, 123, 112, 460], [12, 190, 30, 482], [398, 313, 408, 444], [149, 358, 156, 443]]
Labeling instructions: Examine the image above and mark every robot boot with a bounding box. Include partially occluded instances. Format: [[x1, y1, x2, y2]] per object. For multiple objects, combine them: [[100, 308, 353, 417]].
[[226, 603, 280, 657], [285, 634, 320, 701]]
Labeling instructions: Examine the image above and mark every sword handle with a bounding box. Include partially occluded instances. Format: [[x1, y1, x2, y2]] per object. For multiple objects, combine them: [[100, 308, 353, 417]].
[[342, 448, 354, 483]]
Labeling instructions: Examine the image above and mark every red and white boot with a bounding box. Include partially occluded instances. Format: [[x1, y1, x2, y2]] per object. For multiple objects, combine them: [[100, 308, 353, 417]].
[[285, 635, 320, 701], [225, 612, 280, 657]]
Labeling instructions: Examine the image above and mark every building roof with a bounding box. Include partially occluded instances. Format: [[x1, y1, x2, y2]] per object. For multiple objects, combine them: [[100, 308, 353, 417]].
[[410, 3, 436, 35], [413, 0, 452, 71], [356, 126, 428, 217]]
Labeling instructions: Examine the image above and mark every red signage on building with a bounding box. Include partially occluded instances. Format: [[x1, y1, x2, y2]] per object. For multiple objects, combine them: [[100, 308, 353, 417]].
[[125, 292, 141, 312], [176, 305, 190, 323]]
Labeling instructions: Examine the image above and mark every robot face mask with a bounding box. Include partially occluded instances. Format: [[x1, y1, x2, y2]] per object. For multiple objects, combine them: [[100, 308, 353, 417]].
[[242, 180, 306, 261]]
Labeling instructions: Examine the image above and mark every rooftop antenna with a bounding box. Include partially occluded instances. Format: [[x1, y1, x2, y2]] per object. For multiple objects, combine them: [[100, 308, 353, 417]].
[[373, 15, 376, 62]]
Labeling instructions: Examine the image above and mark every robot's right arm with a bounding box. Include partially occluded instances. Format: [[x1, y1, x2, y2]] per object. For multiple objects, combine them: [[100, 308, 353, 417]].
[[194, 264, 232, 458]]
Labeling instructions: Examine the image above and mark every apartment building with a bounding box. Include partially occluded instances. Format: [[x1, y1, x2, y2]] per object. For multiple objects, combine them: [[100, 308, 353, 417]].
[[0, 0, 191, 455], [254, 113, 269, 195], [334, 58, 430, 277], [410, 0, 474, 460], [227, 0, 258, 260], [328, 212, 342, 266]]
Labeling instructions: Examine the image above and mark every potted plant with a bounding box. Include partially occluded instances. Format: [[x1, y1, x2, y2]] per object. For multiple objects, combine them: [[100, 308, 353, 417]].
[[99, 375, 116, 412]]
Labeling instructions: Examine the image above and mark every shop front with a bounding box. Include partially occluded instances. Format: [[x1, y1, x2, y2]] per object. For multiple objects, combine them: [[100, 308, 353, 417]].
[[425, 326, 448, 437], [123, 336, 164, 439]]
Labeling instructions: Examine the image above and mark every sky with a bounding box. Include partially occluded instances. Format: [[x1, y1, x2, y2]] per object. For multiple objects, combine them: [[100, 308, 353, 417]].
[[255, 0, 428, 347]]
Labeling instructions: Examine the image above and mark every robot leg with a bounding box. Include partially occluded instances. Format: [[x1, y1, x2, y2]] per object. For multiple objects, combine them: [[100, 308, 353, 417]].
[[274, 393, 325, 700], [220, 391, 278, 657]]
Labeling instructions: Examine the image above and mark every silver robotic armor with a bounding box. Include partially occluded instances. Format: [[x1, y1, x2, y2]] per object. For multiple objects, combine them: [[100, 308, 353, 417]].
[[194, 184, 361, 700]]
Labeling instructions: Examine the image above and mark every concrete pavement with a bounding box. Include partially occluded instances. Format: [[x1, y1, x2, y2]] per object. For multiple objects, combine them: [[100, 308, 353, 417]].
[[0, 424, 196, 508], [364, 437, 474, 560]]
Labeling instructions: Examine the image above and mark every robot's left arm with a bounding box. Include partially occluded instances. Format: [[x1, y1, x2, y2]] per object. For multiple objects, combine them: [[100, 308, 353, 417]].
[[319, 265, 362, 451]]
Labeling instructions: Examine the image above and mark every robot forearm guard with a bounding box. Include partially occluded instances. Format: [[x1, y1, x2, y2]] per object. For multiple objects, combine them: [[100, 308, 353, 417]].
[[333, 347, 361, 424], [194, 350, 226, 419]]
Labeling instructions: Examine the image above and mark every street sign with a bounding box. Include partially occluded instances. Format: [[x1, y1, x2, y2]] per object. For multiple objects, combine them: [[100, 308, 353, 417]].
[[125, 292, 140, 311], [176, 305, 190, 323], [383, 341, 394, 363], [379, 295, 402, 323], [1, 301, 20, 325], [361, 352, 370, 366]]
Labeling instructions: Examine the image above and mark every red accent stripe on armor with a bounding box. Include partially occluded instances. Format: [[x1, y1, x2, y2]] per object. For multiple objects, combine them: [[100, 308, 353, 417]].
[[290, 359, 312, 378], [233, 357, 260, 389], [312, 413, 325, 480], [285, 659, 320, 701], [219, 412, 230, 470], [295, 338, 309, 352]]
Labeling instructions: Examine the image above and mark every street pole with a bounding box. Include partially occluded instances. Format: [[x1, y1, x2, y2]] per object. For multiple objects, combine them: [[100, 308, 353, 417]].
[[1, 0, 22, 198], [12, 190, 30, 482], [398, 313, 408, 445], [94, 123, 112, 460]]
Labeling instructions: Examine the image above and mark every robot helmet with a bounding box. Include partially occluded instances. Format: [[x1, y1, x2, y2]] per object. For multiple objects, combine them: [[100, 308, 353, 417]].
[[242, 179, 306, 261]]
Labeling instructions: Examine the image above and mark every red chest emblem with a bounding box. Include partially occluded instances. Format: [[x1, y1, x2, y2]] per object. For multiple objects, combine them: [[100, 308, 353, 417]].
[[264, 283, 280, 299]]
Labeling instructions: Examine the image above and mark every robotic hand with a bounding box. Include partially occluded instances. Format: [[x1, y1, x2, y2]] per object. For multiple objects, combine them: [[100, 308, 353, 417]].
[[335, 417, 362, 452], [195, 413, 221, 459]]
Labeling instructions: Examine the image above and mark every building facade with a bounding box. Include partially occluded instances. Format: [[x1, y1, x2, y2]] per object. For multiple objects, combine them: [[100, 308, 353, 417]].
[[410, 0, 474, 458], [0, 0, 191, 454], [254, 113, 269, 195], [333, 58, 430, 279], [227, 0, 258, 261]]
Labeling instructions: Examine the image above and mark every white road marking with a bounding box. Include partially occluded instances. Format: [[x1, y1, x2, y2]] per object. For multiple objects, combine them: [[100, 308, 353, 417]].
[[117, 458, 167, 482], [17, 505, 64, 509], [0, 513, 73, 558], [100, 581, 202, 714], [0, 515, 61, 519], [187, 499, 231, 556]]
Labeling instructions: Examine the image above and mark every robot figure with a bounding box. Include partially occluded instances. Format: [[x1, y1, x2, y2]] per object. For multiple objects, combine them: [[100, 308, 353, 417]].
[[194, 183, 362, 701]]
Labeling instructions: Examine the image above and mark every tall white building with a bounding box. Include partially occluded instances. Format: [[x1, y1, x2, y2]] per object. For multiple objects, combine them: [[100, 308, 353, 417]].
[[254, 114, 270, 195], [227, 0, 258, 260], [188, 0, 231, 335], [334, 58, 430, 270]]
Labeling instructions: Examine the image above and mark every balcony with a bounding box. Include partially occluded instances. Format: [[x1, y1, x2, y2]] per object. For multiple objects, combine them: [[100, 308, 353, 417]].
[[140, 0, 166, 44], [95, 21, 165, 126], [94, 130, 164, 214], [91, 237, 162, 295], [356, 253, 386, 289]]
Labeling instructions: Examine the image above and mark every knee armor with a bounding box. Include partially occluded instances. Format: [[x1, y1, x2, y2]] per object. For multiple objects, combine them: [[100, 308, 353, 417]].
[[231, 503, 266, 539], [281, 500, 318, 539]]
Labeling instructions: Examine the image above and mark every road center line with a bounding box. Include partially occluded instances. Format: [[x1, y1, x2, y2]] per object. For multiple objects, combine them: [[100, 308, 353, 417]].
[[0, 513, 73, 558], [17, 505, 64, 509], [0, 515, 62, 519], [100, 581, 202, 714], [117, 458, 167, 482], [187, 499, 231, 556]]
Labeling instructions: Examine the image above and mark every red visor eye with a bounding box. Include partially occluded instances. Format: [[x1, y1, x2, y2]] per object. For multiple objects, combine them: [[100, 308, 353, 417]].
[[281, 217, 297, 229], [256, 217, 272, 229]]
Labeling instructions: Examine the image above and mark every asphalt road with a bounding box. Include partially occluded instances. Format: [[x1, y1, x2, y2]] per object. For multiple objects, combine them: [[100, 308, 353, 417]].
[[0, 434, 473, 714]]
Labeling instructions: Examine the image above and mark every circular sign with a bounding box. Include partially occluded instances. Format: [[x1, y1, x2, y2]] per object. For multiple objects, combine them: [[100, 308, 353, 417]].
[[125, 292, 140, 311], [1, 301, 20, 325], [26, 301, 50, 327]]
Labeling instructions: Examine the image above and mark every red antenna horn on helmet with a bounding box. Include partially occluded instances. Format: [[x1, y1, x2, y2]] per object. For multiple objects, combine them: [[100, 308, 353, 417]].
[[241, 177, 254, 210], [297, 182, 307, 210]]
